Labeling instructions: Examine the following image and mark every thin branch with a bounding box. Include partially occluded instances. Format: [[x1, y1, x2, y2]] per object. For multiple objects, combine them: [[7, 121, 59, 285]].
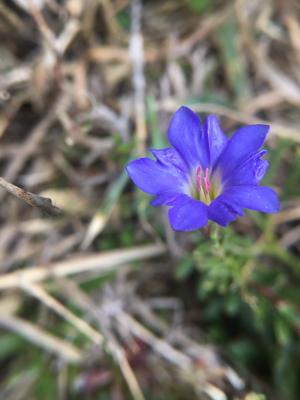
[[0, 177, 62, 217]]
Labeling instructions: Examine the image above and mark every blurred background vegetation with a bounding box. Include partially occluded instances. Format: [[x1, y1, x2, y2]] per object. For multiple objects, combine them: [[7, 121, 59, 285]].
[[0, 0, 300, 399]]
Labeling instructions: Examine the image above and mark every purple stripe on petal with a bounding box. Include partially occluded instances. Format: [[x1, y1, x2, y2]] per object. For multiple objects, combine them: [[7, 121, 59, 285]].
[[225, 150, 269, 186], [203, 115, 227, 167], [150, 192, 181, 207], [150, 147, 189, 179], [168, 194, 208, 231]]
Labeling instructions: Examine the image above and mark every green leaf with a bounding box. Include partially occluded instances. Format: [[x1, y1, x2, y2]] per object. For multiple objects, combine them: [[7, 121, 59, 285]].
[[175, 258, 194, 280], [186, 0, 211, 13]]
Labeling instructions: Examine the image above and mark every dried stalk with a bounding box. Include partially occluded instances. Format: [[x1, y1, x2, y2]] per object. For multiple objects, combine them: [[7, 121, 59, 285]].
[[0, 177, 62, 217]]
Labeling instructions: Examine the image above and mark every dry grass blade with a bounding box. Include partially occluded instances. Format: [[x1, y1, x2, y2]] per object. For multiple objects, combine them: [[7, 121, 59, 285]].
[[116, 312, 231, 399], [280, 225, 300, 249], [254, 56, 300, 106], [0, 244, 165, 290], [22, 283, 104, 345], [273, 204, 300, 225], [104, 334, 146, 400], [173, 6, 230, 57], [3, 94, 70, 182], [130, 0, 147, 154], [81, 171, 129, 249], [161, 99, 300, 142], [117, 312, 192, 369], [0, 314, 81, 363], [55, 278, 146, 400]]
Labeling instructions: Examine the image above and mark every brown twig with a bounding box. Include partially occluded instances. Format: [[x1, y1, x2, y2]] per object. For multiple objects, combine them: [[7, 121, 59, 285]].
[[0, 176, 62, 217]]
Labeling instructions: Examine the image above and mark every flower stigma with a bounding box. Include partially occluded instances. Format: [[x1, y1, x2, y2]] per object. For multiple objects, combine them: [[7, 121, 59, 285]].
[[195, 165, 218, 205]]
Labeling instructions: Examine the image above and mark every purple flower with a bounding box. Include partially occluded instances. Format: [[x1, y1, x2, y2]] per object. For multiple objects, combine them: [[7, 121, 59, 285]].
[[126, 106, 280, 231]]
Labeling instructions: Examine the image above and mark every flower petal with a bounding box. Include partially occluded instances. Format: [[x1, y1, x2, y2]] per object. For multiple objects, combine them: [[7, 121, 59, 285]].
[[126, 158, 186, 195], [150, 192, 181, 207], [203, 115, 227, 167], [168, 106, 208, 169], [209, 185, 279, 226], [168, 195, 208, 231], [225, 150, 269, 186], [208, 197, 243, 227], [216, 124, 269, 179], [208, 185, 279, 226], [221, 185, 280, 213]]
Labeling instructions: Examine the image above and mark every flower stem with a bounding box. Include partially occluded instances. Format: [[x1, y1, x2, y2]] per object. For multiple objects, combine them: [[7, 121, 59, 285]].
[[211, 223, 221, 247]]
